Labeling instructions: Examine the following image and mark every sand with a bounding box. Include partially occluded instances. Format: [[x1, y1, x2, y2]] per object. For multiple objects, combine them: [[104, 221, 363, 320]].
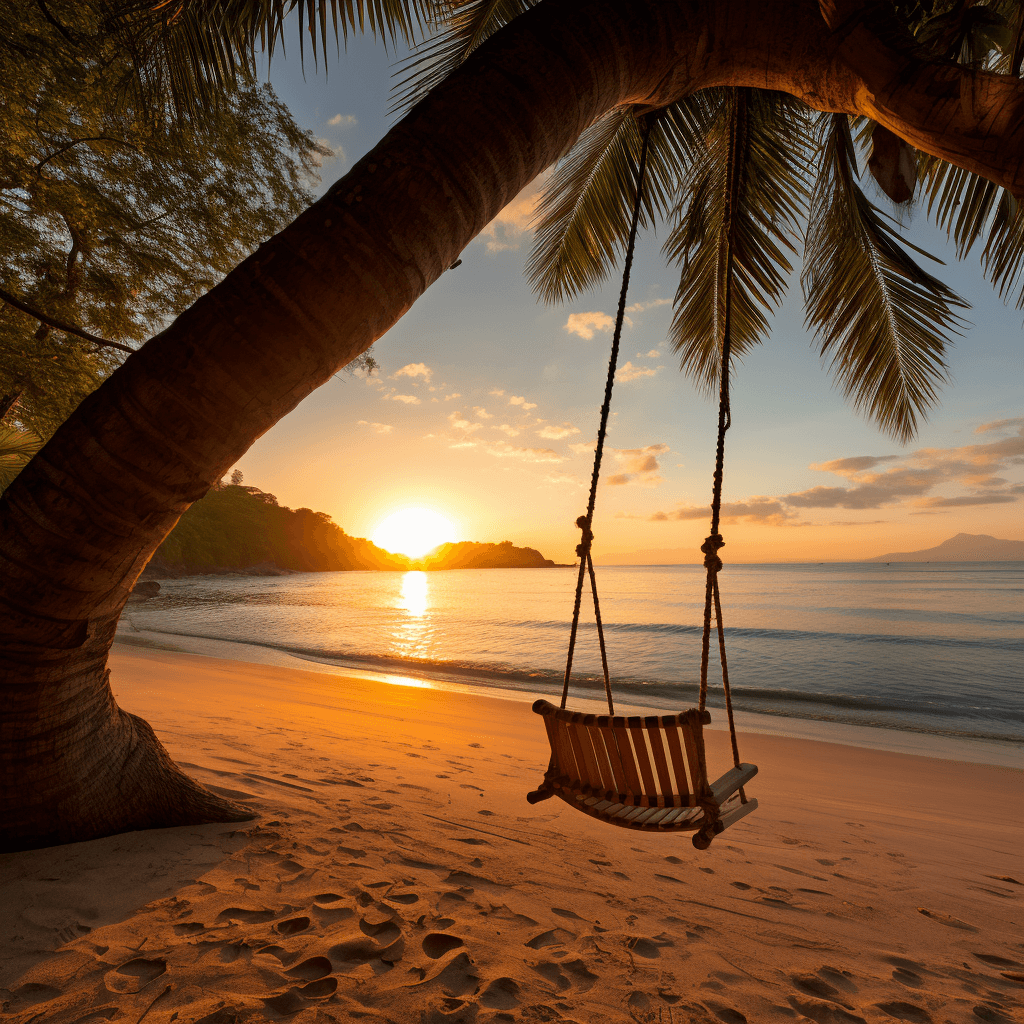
[[1, 647, 1021, 1024]]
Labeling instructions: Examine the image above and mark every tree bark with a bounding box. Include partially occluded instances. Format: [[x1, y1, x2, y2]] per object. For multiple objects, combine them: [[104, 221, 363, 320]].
[[2, 0, 1022, 852]]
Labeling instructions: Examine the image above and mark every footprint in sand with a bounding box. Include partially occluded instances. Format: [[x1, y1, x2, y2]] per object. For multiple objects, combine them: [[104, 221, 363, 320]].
[[525, 928, 576, 950], [173, 921, 205, 935], [875, 1002, 932, 1022], [974, 953, 1022, 968], [216, 907, 274, 924], [703, 1001, 748, 1023], [284, 956, 333, 980], [892, 967, 923, 987], [532, 962, 571, 991], [562, 958, 599, 991], [972, 1007, 1015, 1023], [423, 933, 465, 958], [480, 977, 522, 1009], [917, 908, 977, 931], [275, 916, 311, 935], [788, 994, 866, 1023], [103, 957, 167, 994]]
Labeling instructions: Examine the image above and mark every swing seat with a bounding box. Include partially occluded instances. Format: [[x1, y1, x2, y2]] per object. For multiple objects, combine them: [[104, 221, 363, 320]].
[[527, 699, 757, 848]]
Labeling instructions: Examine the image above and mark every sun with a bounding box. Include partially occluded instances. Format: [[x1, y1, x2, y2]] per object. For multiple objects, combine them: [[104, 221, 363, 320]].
[[371, 508, 457, 559]]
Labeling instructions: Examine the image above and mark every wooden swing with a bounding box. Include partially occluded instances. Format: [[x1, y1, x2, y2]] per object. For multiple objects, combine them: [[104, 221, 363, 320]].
[[527, 116, 757, 849]]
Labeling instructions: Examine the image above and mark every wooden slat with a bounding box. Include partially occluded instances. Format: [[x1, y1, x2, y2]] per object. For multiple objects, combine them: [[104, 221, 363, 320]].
[[628, 718, 658, 802], [645, 718, 675, 806], [662, 725, 694, 806], [709, 763, 758, 805], [584, 719, 615, 794], [563, 721, 590, 790], [612, 722, 642, 797], [596, 724, 630, 798], [679, 716, 707, 794], [571, 721, 602, 789], [554, 720, 581, 786]]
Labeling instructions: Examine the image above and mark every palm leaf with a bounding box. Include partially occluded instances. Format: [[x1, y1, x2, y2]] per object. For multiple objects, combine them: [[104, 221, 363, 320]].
[[802, 114, 968, 443], [0, 426, 41, 492], [109, 0, 439, 118], [391, 0, 534, 114], [525, 100, 712, 303], [665, 89, 812, 392]]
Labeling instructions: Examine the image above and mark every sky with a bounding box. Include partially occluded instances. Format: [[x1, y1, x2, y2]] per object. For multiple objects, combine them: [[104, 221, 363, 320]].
[[229, 29, 1023, 565]]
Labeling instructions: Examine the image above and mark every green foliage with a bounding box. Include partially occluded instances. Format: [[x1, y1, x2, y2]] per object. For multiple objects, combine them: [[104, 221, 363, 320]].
[[153, 484, 410, 572], [665, 90, 811, 393], [0, 425, 41, 492], [803, 115, 966, 443], [0, 2, 330, 439], [418, 539, 558, 570]]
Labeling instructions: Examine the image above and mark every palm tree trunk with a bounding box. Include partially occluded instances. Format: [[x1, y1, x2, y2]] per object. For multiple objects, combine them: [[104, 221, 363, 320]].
[[2, 0, 1022, 852]]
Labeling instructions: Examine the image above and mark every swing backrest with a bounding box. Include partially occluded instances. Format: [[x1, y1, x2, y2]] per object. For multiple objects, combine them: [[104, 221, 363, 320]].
[[532, 699, 713, 809]]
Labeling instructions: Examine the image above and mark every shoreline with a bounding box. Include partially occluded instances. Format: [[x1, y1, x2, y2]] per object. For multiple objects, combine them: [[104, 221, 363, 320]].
[[113, 627, 1022, 768]]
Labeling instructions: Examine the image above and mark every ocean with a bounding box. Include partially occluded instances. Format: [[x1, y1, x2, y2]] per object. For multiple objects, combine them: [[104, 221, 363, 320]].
[[119, 562, 1023, 760]]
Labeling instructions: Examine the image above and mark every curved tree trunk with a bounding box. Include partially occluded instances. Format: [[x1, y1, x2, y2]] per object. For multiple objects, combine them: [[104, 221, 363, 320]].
[[2, 0, 1022, 852]]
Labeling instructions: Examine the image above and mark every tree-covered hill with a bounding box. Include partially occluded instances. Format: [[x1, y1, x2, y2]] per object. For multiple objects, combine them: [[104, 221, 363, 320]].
[[418, 540, 566, 570], [145, 485, 566, 576], [147, 484, 408, 575]]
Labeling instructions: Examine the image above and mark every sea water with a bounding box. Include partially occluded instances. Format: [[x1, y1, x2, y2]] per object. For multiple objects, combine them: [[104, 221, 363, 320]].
[[121, 562, 1023, 747]]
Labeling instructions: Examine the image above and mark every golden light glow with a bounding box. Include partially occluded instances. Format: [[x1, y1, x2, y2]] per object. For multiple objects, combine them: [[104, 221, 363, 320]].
[[399, 571, 428, 617], [372, 508, 457, 558]]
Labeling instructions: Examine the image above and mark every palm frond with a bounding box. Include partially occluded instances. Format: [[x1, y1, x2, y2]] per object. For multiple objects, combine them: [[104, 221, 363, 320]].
[[525, 100, 712, 304], [665, 89, 812, 393], [919, 154, 1024, 309], [0, 426, 41, 492], [391, 0, 534, 114], [802, 114, 968, 443], [109, 0, 439, 118]]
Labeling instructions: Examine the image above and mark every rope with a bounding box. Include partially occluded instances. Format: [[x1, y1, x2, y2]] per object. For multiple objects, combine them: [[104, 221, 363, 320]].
[[697, 91, 745, 805], [561, 115, 653, 713]]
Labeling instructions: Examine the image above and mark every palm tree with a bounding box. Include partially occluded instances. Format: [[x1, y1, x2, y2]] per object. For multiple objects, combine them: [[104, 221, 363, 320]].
[[0, 426, 40, 493], [2, 0, 1023, 852]]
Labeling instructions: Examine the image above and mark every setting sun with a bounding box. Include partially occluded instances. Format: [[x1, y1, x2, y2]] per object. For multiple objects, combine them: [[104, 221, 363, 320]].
[[371, 508, 457, 558]]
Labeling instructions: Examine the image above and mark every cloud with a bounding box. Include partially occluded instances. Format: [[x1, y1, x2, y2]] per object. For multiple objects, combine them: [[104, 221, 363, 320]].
[[617, 361, 662, 383], [393, 362, 432, 382], [569, 441, 596, 456], [448, 411, 482, 433], [444, 392, 461, 401], [625, 298, 672, 313], [643, 422, 1024, 526], [913, 493, 1020, 508], [544, 471, 583, 486], [482, 442, 564, 463], [310, 139, 343, 166], [389, 394, 421, 405], [509, 395, 537, 411], [357, 420, 393, 434], [564, 312, 615, 340], [605, 443, 669, 487], [328, 114, 358, 127], [637, 349, 661, 358], [479, 183, 540, 252], [489, 388, 505, 397], [537, 422, 580, 440], [649, 499, 798, 527], [494, 424, 521, 437], [473, 406, 493, 419]]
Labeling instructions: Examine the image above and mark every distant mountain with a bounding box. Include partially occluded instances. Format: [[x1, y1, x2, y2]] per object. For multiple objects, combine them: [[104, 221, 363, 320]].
[[865, 533, 1024, 562], [418, 540, 570, 570]]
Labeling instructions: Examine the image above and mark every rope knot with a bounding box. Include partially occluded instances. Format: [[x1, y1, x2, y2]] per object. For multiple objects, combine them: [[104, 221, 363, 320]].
[[701, 533, 724, 573], [575, 515, 594, 558]]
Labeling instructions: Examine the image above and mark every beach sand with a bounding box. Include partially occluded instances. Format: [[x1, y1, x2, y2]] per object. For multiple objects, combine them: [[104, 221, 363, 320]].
[[1, 646, 1021, 1024]]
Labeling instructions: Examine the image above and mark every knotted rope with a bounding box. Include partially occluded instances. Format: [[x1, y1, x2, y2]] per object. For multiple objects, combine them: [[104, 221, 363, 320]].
[[697, 92, 746, 820], [561, 116, 653, 715]]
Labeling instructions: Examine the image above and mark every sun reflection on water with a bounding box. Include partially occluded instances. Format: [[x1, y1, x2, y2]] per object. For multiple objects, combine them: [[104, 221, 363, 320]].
[[399, 571, 429, 616]]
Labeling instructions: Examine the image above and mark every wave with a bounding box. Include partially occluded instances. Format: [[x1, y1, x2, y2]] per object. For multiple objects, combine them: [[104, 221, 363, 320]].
[[498, 618, 1024, 652], [132, 624, 1024, 743]]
